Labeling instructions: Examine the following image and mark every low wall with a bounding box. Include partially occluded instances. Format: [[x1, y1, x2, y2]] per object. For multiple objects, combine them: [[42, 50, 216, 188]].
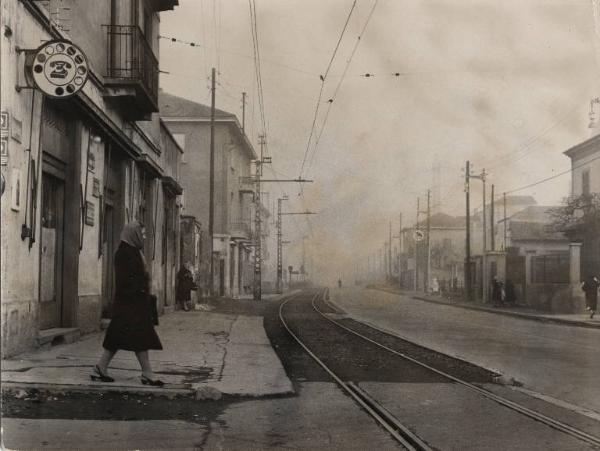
[[527, 283, 577, 313]]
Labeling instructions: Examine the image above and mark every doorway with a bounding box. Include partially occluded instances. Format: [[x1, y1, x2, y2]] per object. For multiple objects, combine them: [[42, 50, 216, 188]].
[[101, 198, 115, 318], [39, 172, 65, 329]]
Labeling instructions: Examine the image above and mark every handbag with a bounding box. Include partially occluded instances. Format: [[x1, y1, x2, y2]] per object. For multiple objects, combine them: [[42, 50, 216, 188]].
[[149, 294, 159, 326]]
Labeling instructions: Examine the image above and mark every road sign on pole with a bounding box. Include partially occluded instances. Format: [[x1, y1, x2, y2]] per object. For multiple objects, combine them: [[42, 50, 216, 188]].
[[413, 230, 425, 242]]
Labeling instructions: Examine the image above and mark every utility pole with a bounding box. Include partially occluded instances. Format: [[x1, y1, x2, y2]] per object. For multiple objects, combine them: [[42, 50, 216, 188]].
[[276, 197, 283, 293], [398, 212, 403, 287], [388, 221, 392, 283], [279, 210, 318, 286], [253, 134, 265, 301], [468, 166, 487, 302], [276, 195, 293, 293], [241, 92, 246, 132], [465, 161, 471, 302], [302, 236, 306, 282], [426, 189, 431, 293], [503, 192, 507, 251], [491, 184, 495, 251], [415, 197, 420, 291], [209, 67, 216, 297]]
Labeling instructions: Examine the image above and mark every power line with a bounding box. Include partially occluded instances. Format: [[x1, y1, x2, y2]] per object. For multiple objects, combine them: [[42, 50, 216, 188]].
[[159, 34, 317, 77], [306, 0, 379, 175], [298, 1, 358, 179], [504, 154, 600, 195], [248, 0, 267, 139]]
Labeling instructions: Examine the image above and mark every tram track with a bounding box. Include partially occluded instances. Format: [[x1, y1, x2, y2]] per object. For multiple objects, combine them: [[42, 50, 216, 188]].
[[279, 288, 600, 450]]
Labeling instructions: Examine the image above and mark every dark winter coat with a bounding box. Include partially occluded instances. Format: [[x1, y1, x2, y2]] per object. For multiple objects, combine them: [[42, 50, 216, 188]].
[[102, 242, 163, 352], [176, 267, 195, 303], [582, 276, 600, 310], [491, 280, 502, 304]]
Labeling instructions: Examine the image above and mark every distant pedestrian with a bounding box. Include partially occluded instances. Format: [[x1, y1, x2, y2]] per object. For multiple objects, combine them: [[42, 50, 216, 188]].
[[582, 275, 600, 319], [92, 221, 164, 386], [504, 279, 517, 305], [491, 277, 503, 307], [338, 279, 342, 288], [176, 262, 196, 311], [431, 277, 440, 295]]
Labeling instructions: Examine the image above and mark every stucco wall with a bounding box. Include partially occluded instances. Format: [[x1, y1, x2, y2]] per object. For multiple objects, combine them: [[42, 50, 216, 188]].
[[1, 0, 177, 357]]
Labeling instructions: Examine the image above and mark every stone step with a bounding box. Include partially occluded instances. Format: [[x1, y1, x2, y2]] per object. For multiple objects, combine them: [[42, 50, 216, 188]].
[[37, 328, 80, 347]]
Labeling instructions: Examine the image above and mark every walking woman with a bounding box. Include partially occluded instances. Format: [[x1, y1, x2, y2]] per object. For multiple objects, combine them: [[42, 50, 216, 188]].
[[91, 221, 164, 386], [582, 275, 600, 319]]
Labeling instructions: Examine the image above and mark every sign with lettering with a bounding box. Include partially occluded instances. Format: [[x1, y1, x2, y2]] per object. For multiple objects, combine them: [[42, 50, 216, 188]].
[[85, 201, 95, 226], [1, 137, 8, 165], [0, 111, 8, 136], [30, 40, 89, 98]]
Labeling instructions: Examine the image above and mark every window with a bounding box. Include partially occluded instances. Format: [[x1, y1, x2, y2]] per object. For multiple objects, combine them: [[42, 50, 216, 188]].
[[582, 169, 590, 196]]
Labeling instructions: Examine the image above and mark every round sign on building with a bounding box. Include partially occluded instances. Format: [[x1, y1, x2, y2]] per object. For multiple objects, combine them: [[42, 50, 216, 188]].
[[29, 40, 89, 98]]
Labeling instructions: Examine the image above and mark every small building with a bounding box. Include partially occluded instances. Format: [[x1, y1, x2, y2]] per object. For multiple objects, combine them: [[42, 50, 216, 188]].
[[399, 213, 465, 292], [495, 206, 571, 311], [563, 134, 600, 278]]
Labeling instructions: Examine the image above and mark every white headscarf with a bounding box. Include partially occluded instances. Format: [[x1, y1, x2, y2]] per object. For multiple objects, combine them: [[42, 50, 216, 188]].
[[120, 220, 145, 250]]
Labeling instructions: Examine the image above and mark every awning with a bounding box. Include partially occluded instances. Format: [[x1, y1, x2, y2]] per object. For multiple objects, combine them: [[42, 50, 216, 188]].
[[162, 175, 183, 195]]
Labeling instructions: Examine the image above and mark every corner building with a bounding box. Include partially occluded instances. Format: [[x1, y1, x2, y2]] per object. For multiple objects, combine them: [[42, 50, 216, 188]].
[[0, 0, 180, 357]]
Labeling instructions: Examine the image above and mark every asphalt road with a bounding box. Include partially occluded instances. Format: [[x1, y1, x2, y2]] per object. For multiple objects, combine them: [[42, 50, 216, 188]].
[[3, 288, 599, 450], [331, 286, 600, 414]]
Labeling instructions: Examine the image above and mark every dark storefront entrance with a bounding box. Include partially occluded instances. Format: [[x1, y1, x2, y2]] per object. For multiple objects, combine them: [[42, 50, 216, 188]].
[[38, 101, 80, 330]]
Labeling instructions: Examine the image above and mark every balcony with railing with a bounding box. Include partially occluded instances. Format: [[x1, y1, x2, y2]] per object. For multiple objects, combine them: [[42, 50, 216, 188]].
[[103, 25, 159, 120], [230, 220, 253, 240]]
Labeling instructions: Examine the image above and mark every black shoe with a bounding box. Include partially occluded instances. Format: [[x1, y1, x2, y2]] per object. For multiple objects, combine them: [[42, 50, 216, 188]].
[[90, 365, 114, 383], [141, 375, 164, 386]]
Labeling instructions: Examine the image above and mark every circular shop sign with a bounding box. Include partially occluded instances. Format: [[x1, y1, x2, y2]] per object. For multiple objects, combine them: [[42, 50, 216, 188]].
[[30, 40, 89, 98], [413, 229, 425, 242]]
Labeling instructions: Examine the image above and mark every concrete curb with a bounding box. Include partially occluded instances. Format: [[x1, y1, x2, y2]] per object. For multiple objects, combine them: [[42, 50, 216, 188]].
[[371, 287, 600, 330], [1, 382, 195, 399], [2, 381, 296, 401]]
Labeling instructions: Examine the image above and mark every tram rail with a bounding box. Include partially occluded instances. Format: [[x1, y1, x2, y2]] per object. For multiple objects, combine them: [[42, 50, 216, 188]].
[[278, 288, 600, 449]]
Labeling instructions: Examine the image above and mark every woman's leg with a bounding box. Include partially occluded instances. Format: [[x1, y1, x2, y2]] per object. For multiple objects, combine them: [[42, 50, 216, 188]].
[[135, 350, 156, 379], [97, 349, 117, 375]]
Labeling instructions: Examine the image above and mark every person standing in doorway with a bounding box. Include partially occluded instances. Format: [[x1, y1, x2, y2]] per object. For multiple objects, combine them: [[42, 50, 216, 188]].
[[582, 275, 600, 319], [92, 221, 164, 386], [176, 262, 196, 311], [491, 277, 502, 307]]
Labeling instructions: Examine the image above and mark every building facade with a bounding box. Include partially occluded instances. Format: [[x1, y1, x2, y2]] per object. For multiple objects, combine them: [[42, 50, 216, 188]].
[[159, 91, 259, 298], [399, 213, 466, 292], [564, 135, 600, 278], [1, 0, 180, 357]]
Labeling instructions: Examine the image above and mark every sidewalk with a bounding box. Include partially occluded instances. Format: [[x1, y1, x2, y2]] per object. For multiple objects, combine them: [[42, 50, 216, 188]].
[[1, 299, 294, 400], [372, 286, 600, 329]]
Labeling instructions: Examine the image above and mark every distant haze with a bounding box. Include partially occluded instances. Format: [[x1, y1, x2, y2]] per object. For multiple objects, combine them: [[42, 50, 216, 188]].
[[160, 0, 598, 285]]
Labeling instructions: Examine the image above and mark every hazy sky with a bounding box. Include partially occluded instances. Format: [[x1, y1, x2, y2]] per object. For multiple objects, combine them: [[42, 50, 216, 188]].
[[159, 0, 599, 283]]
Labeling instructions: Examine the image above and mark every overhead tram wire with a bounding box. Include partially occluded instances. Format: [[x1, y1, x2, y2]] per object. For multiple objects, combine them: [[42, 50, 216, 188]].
[[295, 0, 358, 231], [298, 0, 358, 181], [306, 0, 379, 176], [504, 154, 600, 195], [159, 35, 318, 77], [249, 0, 268, 147]]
